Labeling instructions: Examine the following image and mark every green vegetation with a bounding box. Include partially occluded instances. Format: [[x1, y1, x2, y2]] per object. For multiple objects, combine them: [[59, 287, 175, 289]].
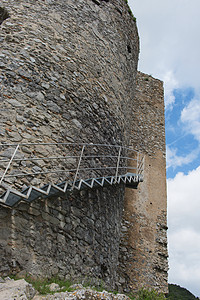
[[128, 9, 136, 21], [11, 275, 74, 295], [128, 288, 166, 300], [9, 275, 166, 298], [11, 277, 197, 299], [167, 284, 198, 300], [123, 0, 136, 22], [137, 288, 166, 299]]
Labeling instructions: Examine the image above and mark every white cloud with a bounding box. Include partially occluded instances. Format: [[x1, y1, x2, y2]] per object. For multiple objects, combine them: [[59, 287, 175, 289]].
[[163, 71, 179, 109], [169, 233, 200, 298], [181, 98, 200, 142], [168, 167, 200, 227], [166, 96, 200, 170], [128, 0, 200, 296], [168, 167, 200, 297], [129, 0, 200, 92], [166, 145, 199, 170]]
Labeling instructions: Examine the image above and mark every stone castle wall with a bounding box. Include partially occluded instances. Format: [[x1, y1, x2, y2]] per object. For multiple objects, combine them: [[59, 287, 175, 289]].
[[0, 185, 124, 290], [0, 0, 168, 295], [0, 0, 139, 192], [0, 0, 140, 292], [119, 72, 168, 294]]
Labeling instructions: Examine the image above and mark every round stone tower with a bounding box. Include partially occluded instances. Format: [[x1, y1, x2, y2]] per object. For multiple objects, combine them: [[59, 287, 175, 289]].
[[0, 0, 140, 290], [0, 0, 139, 188]]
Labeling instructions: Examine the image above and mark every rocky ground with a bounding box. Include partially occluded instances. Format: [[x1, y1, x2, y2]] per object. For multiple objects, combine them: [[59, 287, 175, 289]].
[[0, 277, 131, 300]]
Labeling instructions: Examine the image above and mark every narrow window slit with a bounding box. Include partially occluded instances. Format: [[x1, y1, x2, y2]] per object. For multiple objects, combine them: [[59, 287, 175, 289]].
[[127, 45, 131, 53]]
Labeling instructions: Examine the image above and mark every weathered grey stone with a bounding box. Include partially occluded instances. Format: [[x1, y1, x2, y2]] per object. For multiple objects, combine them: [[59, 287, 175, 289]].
[[46, 101, 61, 113], [92, 103, 99, 110], [18, 69, 32, 79], [48, 283, 60, 292], [16, 116, 24, 124], [6, 131, 22, 142], [0, 186, 124, 290], [36, 92, 45, 102], [1, 148, 24, 159], [0, 278, 36, 300], [41, 82, 50, 90], [7, 99, 22, 107], [72, 119, 82, 129], [0, 0, 167, 295], [31, 178, 42, 186], [41, 212, 60, 225], [69, 284, 84, 290], [32, 166, 42, 173], [21, 132, 35, 140], [31, 285, 132, 299], [34, 159, 46, 168]]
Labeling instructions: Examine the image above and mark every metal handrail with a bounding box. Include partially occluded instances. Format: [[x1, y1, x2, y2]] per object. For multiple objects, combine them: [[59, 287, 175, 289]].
[[72, 145, 85, 189], [3, 166, 137, 178], [0, 173, 143, 207], [0, 144, 19, 185], [0, 142, 144, 191], [0, 155, 143, 164]]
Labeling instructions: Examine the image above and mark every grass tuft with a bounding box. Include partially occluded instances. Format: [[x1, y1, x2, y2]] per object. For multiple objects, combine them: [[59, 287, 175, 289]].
[[8, 275, 166, 299]]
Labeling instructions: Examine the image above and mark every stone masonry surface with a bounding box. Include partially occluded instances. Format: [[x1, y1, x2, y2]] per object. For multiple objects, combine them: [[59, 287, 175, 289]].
[[119, 72, 168, 294], [0, 278, 131, 300], [0, 185, 124, 290], [0, 0, 168, 295], [0, 0, 139, 192], [130, 72, 166, 156], [0, 0, 141, 292]]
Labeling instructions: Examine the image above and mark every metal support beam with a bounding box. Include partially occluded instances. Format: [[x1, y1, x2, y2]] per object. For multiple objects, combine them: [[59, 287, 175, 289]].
[[72, 145, 85, 189], [0, 144, 19, 185], [115, 146, 122, 182]]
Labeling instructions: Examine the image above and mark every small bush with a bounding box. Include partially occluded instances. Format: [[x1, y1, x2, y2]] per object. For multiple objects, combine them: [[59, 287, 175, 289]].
[[24, 276, 74, 295], [123, 0, 136, 21], [9, 276, 166, 299], [135, 288, 166, 300]]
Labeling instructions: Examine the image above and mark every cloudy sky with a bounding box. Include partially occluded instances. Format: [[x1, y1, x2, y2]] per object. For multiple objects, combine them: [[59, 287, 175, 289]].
[[129, 0, 200, 297]]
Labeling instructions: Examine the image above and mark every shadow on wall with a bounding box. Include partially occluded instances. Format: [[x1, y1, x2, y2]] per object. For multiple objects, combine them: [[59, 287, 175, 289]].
[[0, 7, 9, 25], [0, 185, 125, 290]]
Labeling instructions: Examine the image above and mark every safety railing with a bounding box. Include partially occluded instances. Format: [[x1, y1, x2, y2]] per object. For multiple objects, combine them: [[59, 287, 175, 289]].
[[0, 142, 144, 195]]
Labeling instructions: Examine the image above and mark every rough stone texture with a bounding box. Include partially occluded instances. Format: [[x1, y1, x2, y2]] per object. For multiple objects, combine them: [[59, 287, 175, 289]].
[[0, 279, 131, 300], [0, 7, 9, 25], [0, 0, 139, 192], [0, 185, 124, 290], [33, 289, 130, 300], [118, 72, 168, 294], [0, 0, 139, 289], [130, 72, 166, 156], [0, 277, 36, 300], [0, 0, 168, 295]]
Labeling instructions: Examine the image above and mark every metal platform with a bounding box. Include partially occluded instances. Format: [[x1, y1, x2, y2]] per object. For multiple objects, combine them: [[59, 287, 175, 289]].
[[0, 142, 144, 207], [0, 173, 142, 207]]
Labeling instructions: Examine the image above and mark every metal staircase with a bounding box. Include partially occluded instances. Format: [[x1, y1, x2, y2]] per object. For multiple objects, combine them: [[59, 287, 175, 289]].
[[0, 143, 144, 207]]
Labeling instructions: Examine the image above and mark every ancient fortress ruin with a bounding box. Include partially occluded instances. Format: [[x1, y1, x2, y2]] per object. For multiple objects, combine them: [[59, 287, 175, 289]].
[[0, 0, 168, 295]]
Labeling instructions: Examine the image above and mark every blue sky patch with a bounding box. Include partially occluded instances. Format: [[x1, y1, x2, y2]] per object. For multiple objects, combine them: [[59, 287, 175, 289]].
[[166, 87, 200, 178]]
